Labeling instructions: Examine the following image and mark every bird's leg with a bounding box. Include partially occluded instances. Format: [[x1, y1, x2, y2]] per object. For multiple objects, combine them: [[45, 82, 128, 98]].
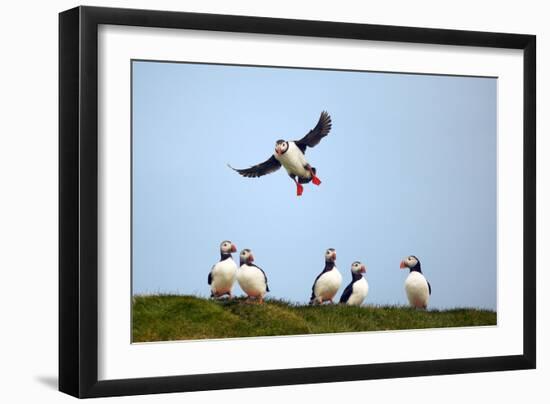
[[290, 175, 303, 196], [258, 296, 264, 305], [305, 164, 321, 186]]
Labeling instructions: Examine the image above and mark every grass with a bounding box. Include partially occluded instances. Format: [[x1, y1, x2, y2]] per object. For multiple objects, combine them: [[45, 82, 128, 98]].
[[132, 295, 497, 343]]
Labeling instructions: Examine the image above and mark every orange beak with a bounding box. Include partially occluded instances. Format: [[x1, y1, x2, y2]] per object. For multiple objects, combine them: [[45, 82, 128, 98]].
[[360, 265, 366, 273], [249, 254, 254, 263], [400, 260, 406, 269], [231, 244, 237, 253], [332, 253, 337, 260]]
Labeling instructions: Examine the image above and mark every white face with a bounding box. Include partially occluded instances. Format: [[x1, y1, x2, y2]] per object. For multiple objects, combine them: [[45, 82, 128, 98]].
[[274, 141, 289, 155], [351, 261, 366, 273], [400, 255, 418, 269], [240, 249, 254, 263], [325, 248, 337, 262], [220, 240, 236, 254]]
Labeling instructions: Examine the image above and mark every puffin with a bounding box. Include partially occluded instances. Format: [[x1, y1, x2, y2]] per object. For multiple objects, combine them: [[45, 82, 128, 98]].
[[339, 261, 369, 306], [229, 111, 332, 196], [400, 255, 431, 309], [207, 240, 237, 298], [309, 248, 342, 304], [237, 249, 270, 304]]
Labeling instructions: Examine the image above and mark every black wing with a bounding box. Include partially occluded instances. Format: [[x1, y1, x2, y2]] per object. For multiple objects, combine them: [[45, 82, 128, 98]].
[[295, 111, 332, 153], [339, 282, 354, 303], [207, 268, 213, 285], [310, 270, 328, 302], [228, 155, 281, 178], [251, 264, 270, 292], [427, 281, 432, 295]]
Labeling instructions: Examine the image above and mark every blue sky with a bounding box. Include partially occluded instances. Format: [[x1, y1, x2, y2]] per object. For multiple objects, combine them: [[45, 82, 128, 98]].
[[132, 60, 497, 310]]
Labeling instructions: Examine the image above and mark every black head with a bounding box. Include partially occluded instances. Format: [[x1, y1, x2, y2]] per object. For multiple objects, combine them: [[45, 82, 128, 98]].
[[351, 261, 366, 274], [274, 139, 289, 155], [239, 248, 254, 266], [400, 255, 422, 273], [219, 240, 237, 254], [325, 248, 337, 263]]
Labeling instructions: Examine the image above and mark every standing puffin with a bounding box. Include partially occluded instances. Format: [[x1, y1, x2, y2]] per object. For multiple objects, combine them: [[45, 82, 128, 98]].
[[229, 111, 332, 196], [400, 255, 431, 309], [339, 261, 369, 306], [309, 248, 342, 304], [237, 249, 270, 304], [207, 240, 237, 298]]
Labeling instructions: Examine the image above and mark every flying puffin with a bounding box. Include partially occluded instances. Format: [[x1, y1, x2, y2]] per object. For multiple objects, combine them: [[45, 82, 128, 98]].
[[339, 261, 369, 306], [229, 111, 332, 196], [237, 249, 270, 304], [309, 248, 342, 304], [400, 255, 431, 309], [208, 240, 237, 298]]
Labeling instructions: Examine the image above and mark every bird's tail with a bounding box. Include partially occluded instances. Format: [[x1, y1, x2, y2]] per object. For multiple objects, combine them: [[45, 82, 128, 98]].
[[299, 167, 321, 185]]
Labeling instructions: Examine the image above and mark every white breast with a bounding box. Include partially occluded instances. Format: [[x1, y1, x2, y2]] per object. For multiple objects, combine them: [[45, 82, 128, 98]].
[[314, 268, 342, 302], [237, 265, 268, 298], [346, 277, 369, 306], [274, 142, 310, 178], [405, 271, 429, 308], [210, 258, 237, 295]]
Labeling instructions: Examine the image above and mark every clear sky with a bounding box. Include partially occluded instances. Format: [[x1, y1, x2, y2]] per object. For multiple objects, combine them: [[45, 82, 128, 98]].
[[132, 60, 497, 310]]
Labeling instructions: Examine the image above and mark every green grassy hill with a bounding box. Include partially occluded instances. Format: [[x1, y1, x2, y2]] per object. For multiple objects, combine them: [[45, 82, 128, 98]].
[[132, 295, 496, 342]]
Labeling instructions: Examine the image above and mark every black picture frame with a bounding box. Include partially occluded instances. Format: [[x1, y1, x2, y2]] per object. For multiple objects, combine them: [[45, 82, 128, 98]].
[[59, 5, 536, 398]]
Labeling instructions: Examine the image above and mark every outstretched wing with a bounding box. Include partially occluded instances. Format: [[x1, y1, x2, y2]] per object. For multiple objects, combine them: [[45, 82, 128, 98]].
[[228, 155, 281, 178], [295, 111, 332, 153], [339, 282, 353, 304]]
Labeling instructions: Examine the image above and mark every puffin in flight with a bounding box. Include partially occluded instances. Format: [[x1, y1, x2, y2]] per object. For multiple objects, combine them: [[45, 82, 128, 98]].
[[229, 111, 332, 196], [309, 248, 342, 304], [237, 249, 270, 304], [339, 261, 369, 306], [208, 240, 237, 298], [400, 255, 431, 309]]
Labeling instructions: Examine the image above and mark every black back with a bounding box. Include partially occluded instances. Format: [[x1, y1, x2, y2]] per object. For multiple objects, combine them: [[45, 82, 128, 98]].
[[249, 263, 270, 292], [339, 272, 363, 303], [310, 261, 335, 301], [208, 253, 232, 285], [409, 257, 431, 295]]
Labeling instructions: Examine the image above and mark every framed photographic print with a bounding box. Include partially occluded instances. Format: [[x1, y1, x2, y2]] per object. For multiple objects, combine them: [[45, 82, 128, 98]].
[[59, 6, 536, 398]]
